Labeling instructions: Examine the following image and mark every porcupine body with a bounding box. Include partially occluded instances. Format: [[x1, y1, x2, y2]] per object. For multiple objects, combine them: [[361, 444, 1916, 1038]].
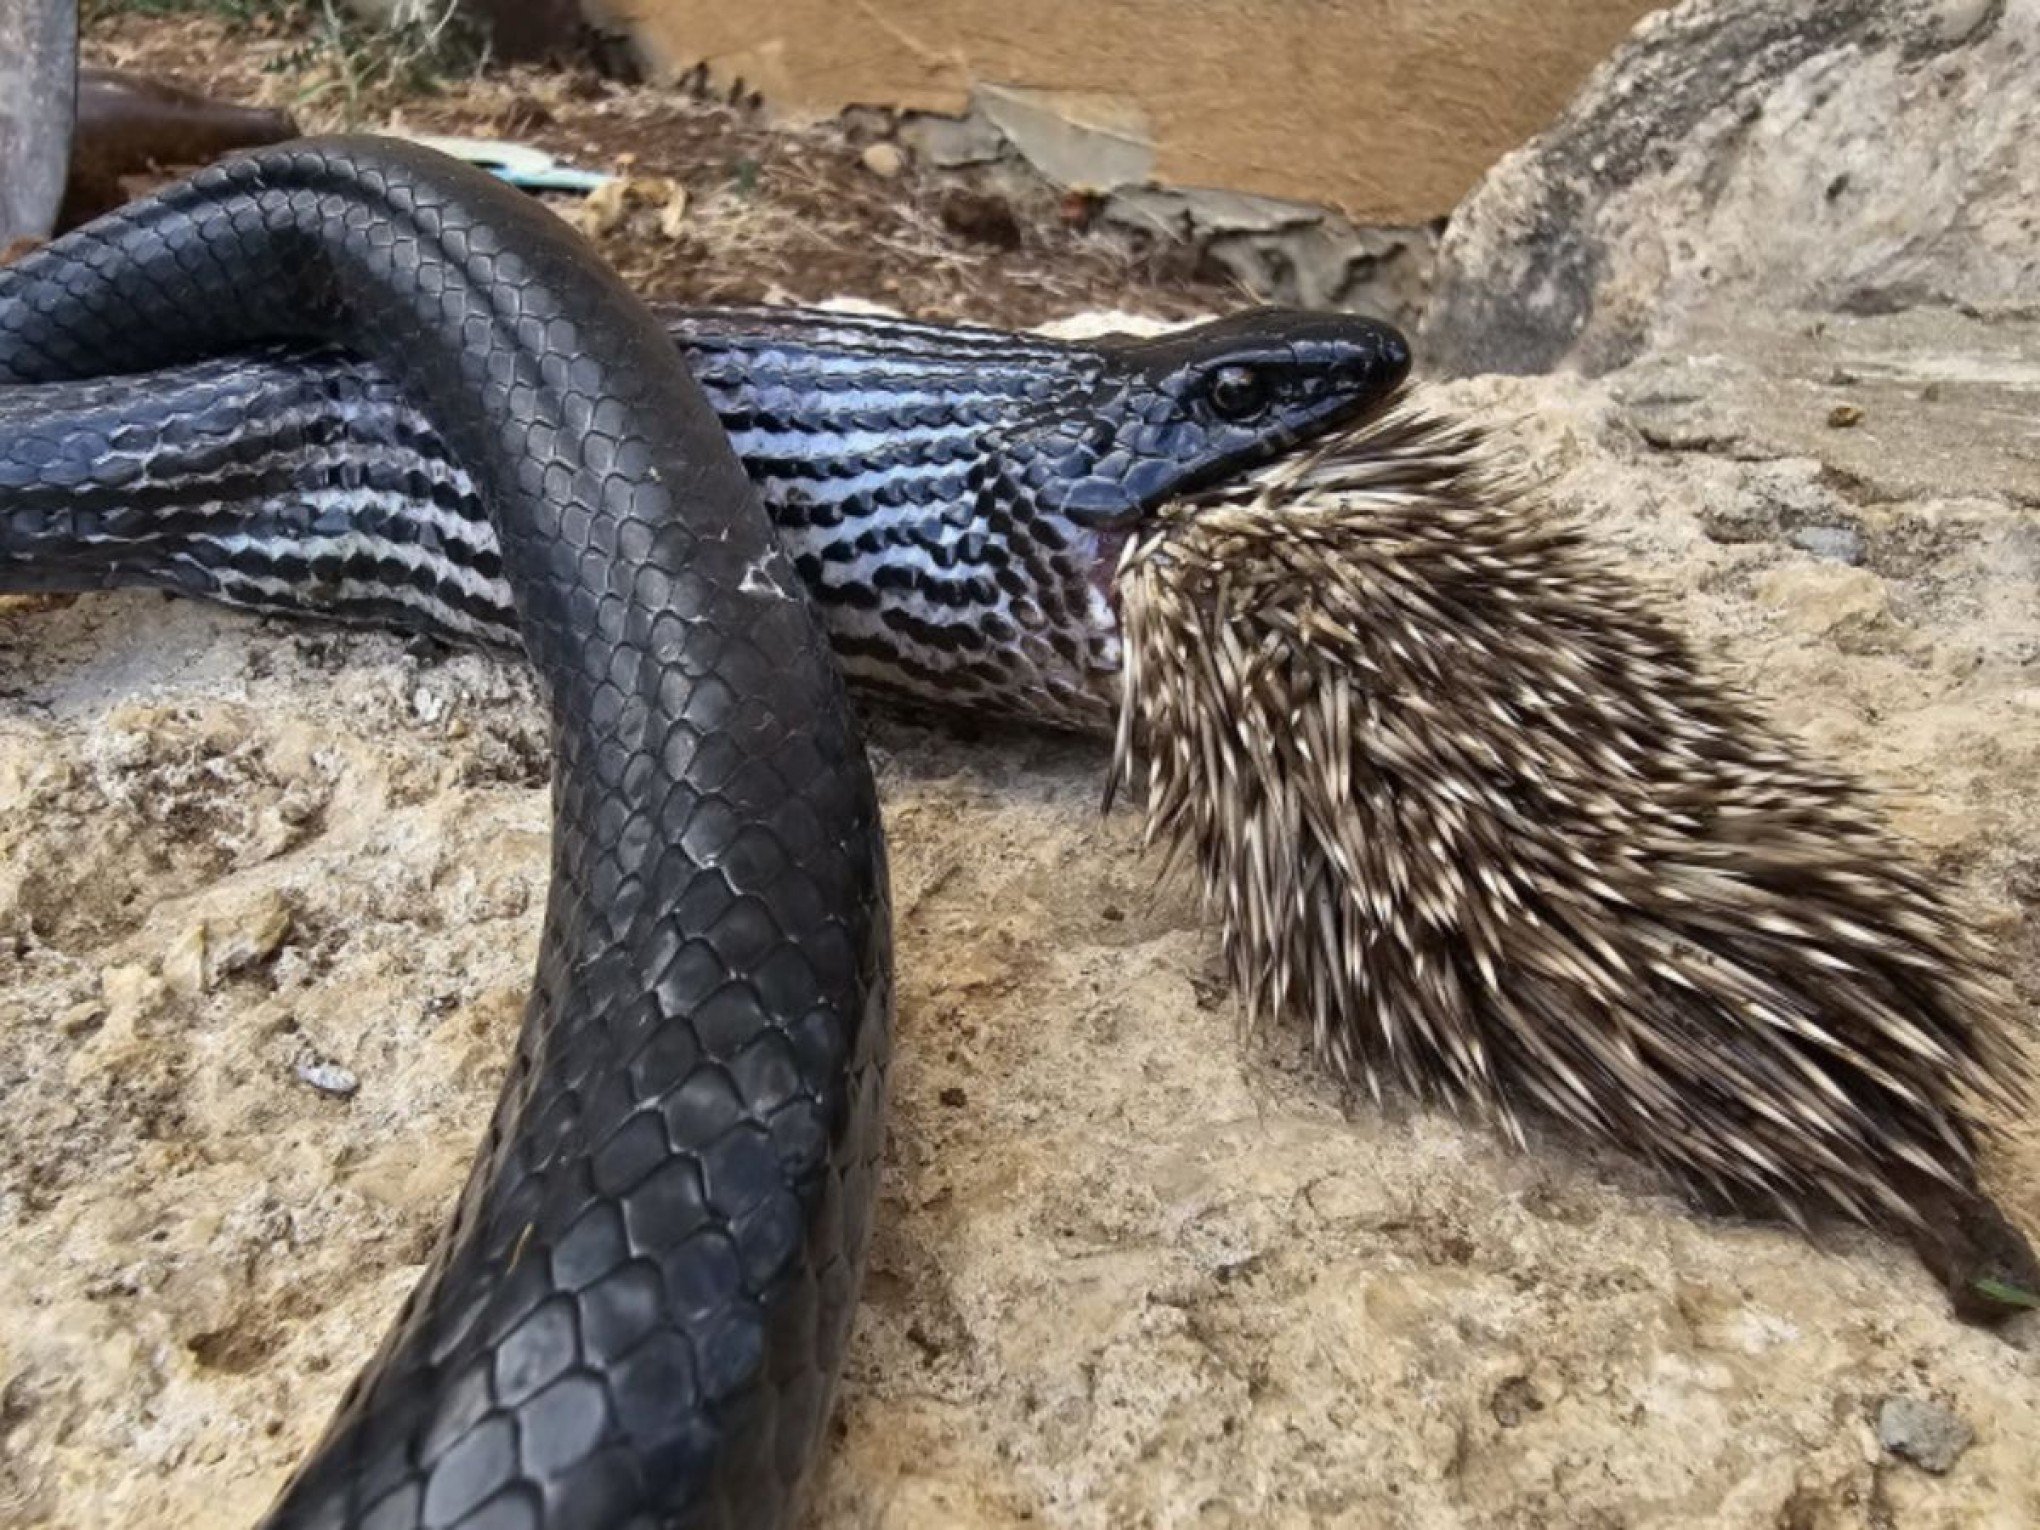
[[1114, 396, 2037, 1318]]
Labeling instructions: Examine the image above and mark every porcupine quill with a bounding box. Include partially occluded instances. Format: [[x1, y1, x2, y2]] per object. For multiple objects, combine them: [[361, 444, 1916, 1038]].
[[1110, 391, 2039, 1320]]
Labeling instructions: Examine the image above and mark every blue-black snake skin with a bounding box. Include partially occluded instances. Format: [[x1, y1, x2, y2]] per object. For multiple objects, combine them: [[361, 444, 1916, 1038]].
[[0, 300, 1409, 732], [0, 138, 1413, 1528]]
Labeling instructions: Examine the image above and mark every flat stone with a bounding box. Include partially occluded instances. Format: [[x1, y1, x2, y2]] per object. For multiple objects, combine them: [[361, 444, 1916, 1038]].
[[1789, 525, 1866, 565], [1877, 1396, 1974, 1474], [1102, 186, 1436, 320], [971, 82, 1153, 192], [896, 111, 1007, 168]]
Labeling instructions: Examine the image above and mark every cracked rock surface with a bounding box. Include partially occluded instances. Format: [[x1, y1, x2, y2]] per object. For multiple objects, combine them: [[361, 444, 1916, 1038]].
[[1423, 0, 2040, 376]]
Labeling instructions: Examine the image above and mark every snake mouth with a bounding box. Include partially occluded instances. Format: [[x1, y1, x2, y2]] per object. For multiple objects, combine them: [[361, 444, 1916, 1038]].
[[1099, 386, 1427, 626], [1091, 526, 1133, 615]]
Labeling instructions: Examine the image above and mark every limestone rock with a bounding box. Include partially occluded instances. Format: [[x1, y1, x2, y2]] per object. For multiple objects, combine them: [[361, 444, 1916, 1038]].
[[8, 13, 2040, 1525], [1423, 0, 2039, 374], [1754, 563, 1892, 640]]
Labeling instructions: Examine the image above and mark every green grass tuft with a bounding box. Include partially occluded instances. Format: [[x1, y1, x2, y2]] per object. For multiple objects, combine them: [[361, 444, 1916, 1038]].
[[1971, 1276, 2040, 1310]]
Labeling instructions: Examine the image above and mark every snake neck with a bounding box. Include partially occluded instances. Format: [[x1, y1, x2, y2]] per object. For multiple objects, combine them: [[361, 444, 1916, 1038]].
[[0, 301, 1410, 735], [671, 307, 1131, 730], [0, 305, 1130, 731]]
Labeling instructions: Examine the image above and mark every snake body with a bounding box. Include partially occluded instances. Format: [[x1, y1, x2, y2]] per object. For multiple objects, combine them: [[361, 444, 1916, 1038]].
[[0, 139, 1410, 1528], [0, 302, 1408, 732], [2, 135, 893, 1530]]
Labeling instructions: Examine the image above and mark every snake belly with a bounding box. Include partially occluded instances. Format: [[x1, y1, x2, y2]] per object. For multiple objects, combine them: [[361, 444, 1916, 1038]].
[[0, 137, 891, 1530]]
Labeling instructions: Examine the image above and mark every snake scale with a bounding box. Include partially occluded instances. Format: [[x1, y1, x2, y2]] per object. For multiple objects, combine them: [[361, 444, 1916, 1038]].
[[0, 139, 1410, 1528]]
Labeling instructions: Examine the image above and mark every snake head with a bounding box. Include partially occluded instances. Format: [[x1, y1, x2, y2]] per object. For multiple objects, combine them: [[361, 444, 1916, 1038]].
[[1044, 309, 1413, 529]]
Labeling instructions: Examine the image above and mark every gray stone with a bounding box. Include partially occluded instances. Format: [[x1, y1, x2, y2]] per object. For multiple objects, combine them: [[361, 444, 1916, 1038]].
[[971, 82, 1155, 192], [1877, 1396, 1975, 1473], [295, 1059, 360, 1099], [1106, 185, 1321, 238], [1102, 186, 1436, 326], [0, 0, 76, 243], [884, 104, 1439, 324], [896, 110, 1009, 169], [1790, 525, 1867, 565], [1423, 0, 2039, 376]]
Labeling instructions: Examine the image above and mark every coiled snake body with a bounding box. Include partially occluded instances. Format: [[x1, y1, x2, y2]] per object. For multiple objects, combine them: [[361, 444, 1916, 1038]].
[[0, 139, 1410, 1528]]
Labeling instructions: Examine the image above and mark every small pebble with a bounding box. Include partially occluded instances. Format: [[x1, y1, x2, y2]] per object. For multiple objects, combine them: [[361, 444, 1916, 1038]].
[[1877, 1395, 1973, 1474], [657, 186, 689, 241], [296, 1060, 360, 1099], [59, 1000, 104, 1037], [1788, 525, 1866, 565], [163, 925, 207, 997], [1491, 1375, 1544, 1428], [1827, 403, 1864, 429], [860, 142, 906, 178]]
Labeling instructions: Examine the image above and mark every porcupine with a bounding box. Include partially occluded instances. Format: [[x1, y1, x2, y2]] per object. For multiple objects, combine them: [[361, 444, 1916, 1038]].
[[1111, 391, 2038, 1320]]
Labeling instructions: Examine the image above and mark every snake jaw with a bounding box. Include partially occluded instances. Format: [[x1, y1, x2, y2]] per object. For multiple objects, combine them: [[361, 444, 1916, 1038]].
[[1089, 526, 1132, 610]]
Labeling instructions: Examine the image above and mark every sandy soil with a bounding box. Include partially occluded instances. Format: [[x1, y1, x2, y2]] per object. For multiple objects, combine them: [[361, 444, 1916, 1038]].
[[2, 12, 2037, 1530]]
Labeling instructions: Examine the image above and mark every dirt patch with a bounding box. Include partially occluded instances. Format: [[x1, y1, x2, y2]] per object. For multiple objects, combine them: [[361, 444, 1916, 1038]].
[[79, 7, 1234, 328]]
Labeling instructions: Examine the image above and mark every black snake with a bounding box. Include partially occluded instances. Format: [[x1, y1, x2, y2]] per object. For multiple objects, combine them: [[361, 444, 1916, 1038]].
[[0, 138, 1411, 1528]]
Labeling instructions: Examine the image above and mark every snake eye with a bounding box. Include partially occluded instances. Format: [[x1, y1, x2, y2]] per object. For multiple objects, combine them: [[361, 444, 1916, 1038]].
[[1205, 364, 1270, 422]]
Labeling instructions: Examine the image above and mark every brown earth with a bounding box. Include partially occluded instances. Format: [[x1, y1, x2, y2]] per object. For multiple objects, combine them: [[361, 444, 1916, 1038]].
[[597, 0, 1662, 224], [75, 7, 1236, 327]]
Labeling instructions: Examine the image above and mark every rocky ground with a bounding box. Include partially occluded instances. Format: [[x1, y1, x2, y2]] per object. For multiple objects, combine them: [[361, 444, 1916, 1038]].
[[2, 3, 2037, 1527]]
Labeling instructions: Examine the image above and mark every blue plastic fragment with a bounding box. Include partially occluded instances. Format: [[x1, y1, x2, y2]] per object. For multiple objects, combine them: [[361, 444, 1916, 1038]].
[[400, 133, 613, 195]]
